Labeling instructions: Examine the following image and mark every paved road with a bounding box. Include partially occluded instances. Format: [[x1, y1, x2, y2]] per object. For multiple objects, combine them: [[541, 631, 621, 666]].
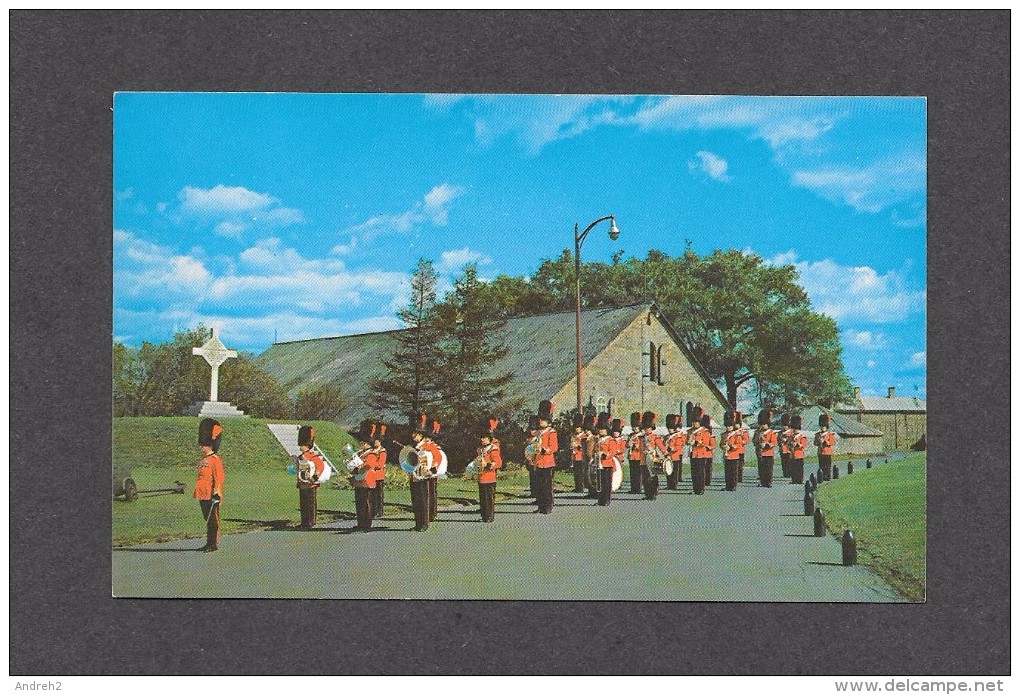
[[113, 462, 905, 601]]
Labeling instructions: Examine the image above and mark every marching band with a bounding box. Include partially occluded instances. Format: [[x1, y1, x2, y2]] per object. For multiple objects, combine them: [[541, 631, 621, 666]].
[[192, 401, 840, 548]]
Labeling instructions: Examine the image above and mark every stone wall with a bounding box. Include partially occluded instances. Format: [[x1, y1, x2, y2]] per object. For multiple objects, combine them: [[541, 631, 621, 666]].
[[552, 308, 728, 428], [845, 412, 926, 451]]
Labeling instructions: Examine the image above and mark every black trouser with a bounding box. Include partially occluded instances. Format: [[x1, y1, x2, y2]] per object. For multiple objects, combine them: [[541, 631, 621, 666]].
[[724, 458, 739, 491], [528, 467, 538, 498], [478, 482, 496, 521], [372, 481, 385, 518], [818, 454, 832, 482], [586, 463, 600, 498], [641, 466, 658, 499], [791, 458, 805, 484], [781, 452, 790, 477], [629, 460, 642, 493], [738, 453, 745, 482], [758, 455, 774, 487], [535, 467, 554, 513], [410, 479, 430, 530], [666, 458, 681, 489], [692, 458, 707, 495], [298, 487, 317, 528], [354, 487, 374, 530], [598, 467, 613, 506], [705, 459, 714, 487], [198, 499, 220, 547], [572, 460, 587, 492], [428, 476, 438, 522]]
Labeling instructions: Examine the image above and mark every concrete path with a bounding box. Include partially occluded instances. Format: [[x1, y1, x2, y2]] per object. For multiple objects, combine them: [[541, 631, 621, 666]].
[[113, 464, 904, 601]]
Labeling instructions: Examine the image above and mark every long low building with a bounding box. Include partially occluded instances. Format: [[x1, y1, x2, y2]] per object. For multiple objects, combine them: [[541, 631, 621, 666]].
[[836, 386, 926, 451], [258, 302, 730, 430]]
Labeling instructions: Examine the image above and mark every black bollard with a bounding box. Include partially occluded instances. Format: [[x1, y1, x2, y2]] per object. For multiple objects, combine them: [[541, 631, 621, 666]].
[[813, 507, 826, 537], [832, 465, 840, 479], [804, 489, 815, 516], [847, 461, 854, 475], [884, 458, 889, 465], [809, 472, 818, 489], [842, 531, 858, 566], [866, 459, 872, 469], [804, 481, 812, 498]]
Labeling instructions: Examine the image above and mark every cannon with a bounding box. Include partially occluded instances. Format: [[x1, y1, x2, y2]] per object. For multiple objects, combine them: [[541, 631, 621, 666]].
[[113, 462, 185, 501]]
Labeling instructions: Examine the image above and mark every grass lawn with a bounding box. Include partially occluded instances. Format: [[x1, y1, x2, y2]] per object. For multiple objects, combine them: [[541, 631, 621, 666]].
[[112, 417, 563, 545], [815, 451, 926, 601]]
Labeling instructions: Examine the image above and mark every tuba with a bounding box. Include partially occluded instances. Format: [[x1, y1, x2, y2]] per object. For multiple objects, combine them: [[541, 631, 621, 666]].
[[398, 445, 433, 481], [465, 443, 492, 479]]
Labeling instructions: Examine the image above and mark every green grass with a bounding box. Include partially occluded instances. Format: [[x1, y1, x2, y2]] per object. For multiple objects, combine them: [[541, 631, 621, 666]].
[[112, 417, 564, 546], [815, 452, 926, 601]]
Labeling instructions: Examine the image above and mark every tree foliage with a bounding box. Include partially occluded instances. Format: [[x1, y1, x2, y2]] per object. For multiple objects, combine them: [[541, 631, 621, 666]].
[[293, 383, 347, 421], [113, 325, 293, 418]]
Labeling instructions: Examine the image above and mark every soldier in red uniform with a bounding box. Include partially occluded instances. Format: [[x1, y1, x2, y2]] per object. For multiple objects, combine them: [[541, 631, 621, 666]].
[[371, 423, 388, 518], [356, 424, 388, 531], [789, 414, 808, 484], [524, 416, 540, 500], [690, 411, 713, 495], [814, 413, 837, 482], [296, 424, 327, 529], [626, 412, 643, 494], [665, 413, 687, 490], [779, 413, 793, 478], [581, 412, 600, 499], [407, 413, 439, 532], [753, 409, 777, 488], [721, 411, 742, 492], [735, 411, 750, 483], [418, 418, 445, 523], [595, 412, 616, 506], [570, 413, 588, 493], [534, 400, 559, 514], [475, 418, 503, 522], [194, 418, 225, 552], [638, 411, 666, 500]]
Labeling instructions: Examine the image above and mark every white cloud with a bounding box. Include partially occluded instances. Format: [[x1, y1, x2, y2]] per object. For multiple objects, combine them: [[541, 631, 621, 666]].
[[867, 360, 876, 369], [331, 236, 359, 255], [214, 221, 247, 239], [766, 250, 926, 324], [689, 151, 732, 182], [179, 185, 278, 215], [346, 183, 464, 238], [114, 230, 212, 300], [909, 351, 926, 367], [844, 329, 890, 351], [791, 152, 925, 213], [254, 207, 305, 226], [437, 247, 493, 273]]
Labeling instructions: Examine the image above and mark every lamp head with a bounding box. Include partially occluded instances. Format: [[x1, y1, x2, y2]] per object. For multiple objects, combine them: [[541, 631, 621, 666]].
[[608, 217, 621, 241]]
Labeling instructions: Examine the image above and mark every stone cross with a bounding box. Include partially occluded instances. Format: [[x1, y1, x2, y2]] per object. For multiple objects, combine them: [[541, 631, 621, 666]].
[[192, 328, 237, 402]]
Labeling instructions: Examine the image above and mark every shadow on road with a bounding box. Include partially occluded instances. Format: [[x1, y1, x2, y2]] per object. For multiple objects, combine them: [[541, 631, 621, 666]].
[[113, 546, 199, 553], [805, 561, 846, 567]]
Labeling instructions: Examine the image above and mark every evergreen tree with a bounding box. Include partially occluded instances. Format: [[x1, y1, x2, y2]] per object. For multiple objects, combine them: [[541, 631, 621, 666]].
[[372, 259, 443, 418]]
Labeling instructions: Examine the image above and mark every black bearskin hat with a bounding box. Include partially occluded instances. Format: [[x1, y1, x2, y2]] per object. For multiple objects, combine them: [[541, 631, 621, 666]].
[[791, 414, 803, 429], [665, 414, 679, 430], [298, 424, 315, 448], [198, 418, 223, 452], [572, 413, 584, 429], [758, 409, 772, 427], [700, 413, 712, 428], [780, 413, 791, 428], [596, 412, 611, 432], [630, 412, 641, 429], [735, 411, 743, 426], [527, 415, 540, 431], [611, 418, 623, 434], [685, 402, 695, 427], [641, 411, 656, 430], [690, 406, 704, 428], [724, 411, 735, 427], [583, 413, 597, 432], [819, 413, 830, 428], [537, 400, 554, 423]]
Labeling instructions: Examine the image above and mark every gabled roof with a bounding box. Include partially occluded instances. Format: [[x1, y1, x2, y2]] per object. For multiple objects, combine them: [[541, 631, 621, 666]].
[[260, 303, 710, 423], [797, 405, 884, 437], [837, 395, 927, 413]]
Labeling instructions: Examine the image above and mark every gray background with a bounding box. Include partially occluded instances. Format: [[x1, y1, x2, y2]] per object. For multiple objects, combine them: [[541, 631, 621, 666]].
[[10, 10, 1009, 675]]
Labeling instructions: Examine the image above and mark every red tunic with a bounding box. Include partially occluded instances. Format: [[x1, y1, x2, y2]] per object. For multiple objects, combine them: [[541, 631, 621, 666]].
[[194, 453, 225, 500], [352, 447, 376, 489], [722, 429, 742, 460], [478, 439, 503, 484], [816, 430, 836, 456], [666, 431, 687, 461], [791, 432, 809, 460], [691, 427, 713, 459], [597, 435, 617, 468], [535, 427, 558, 469], [758, 428, 778, 457]]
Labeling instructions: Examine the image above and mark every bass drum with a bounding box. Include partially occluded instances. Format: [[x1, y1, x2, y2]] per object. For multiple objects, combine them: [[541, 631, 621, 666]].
[[398, 445, 419, 476], [317, 460, 333, 483], [611, 457, 624, 491], [436, 449, 449, 477], [662, 458, 674, 476]]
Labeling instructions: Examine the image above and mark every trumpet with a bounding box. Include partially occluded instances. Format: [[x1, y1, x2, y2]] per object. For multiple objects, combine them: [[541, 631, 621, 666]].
[[466, 444, 493, 478]]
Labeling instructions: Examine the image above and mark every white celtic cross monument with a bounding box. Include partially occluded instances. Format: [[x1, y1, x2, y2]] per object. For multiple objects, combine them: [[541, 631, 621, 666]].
[[183, 328, 248, 418], [193, 328, 237, 402]]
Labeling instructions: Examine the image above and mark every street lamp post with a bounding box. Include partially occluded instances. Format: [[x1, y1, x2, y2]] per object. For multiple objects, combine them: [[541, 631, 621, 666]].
[[574, 215, 621, 416]]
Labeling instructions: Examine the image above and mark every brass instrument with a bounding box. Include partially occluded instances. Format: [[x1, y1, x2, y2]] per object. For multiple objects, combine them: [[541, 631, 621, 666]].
[[465, 443, 493, 479], [643, 432, 667, 475]]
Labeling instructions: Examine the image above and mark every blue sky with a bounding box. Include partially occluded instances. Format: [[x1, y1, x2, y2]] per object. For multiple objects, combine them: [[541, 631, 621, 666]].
[[113, 93, 927, 399]]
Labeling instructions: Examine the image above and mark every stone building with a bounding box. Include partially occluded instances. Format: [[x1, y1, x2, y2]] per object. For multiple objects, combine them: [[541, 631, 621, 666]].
[[796, 405, 885, 456], [836, 386, 926, 451], [258, 302, 729, 431]]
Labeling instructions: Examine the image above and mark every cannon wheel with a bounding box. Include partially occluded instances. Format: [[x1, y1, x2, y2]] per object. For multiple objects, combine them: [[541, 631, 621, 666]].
[[123, 478, 138, 502]]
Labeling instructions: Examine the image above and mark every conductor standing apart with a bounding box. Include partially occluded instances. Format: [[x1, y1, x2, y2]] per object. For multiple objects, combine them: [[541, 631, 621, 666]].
[[195, 418, 225, 552]]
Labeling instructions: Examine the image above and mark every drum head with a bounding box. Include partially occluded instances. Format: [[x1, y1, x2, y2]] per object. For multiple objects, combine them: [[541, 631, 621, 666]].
[[612, 458, 623, 491], [664, 458, 674, 476], [437, 450, 449, 476], [318, 462, 333, 483], [398, 446, 417, 474]]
